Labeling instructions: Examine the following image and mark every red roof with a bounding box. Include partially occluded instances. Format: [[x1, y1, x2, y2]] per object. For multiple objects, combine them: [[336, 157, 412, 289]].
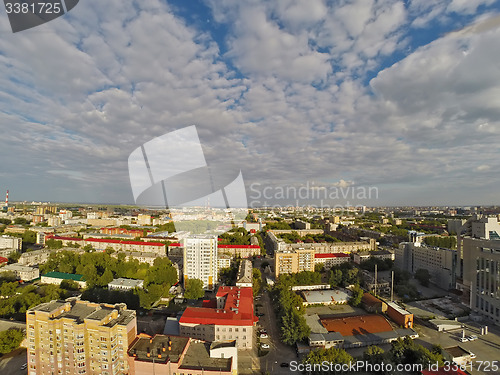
[[0, 257, 8, 264], [180, 286, 257, 326], [421, 368, 468, 375], [218, 245, 260, 249], [314, 253, 350, 258], [49, 236, 82, 241], [169, 243, 181, 247]]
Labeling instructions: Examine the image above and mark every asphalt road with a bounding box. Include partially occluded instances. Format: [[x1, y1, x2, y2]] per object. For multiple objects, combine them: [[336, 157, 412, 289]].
[[0, 348, 27, 375]]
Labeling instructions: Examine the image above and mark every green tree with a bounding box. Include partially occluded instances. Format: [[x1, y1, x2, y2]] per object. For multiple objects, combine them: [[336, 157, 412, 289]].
[[0, 329, 24, 354], [60, 279, 80, 291], [7, 251, 20, 263], [349, 285, 364, 307], [13, 218, 29, 226], [329, 269, 342, 287], [99, 268, 114, 286], [252, 268, 262, 296], [304, 347, 354, 374], [184, 278, 204, 299], [45, 239, 63, 249], [363, 345, 385, 365]]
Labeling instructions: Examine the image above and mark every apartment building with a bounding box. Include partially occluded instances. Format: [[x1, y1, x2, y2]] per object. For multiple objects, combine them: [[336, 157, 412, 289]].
[[182, 235, 218, 290], [0, 263, 39, 281], [0, 235, 22, 250], [274, 248, 315, 278], [18, 249, 52, 266], [179, 286, 257, 349], [46, 236, 166, 255], [26, 299, 137, 375], [314, 253, 350, 270], [395, 242, 457, 290]]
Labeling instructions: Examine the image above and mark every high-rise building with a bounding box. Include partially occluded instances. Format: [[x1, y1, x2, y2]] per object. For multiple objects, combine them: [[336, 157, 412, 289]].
[[182, 234, 218, 289], [26, 299, 137, 375], [0, 235, 22, 250], [463, 236, 500, 325]]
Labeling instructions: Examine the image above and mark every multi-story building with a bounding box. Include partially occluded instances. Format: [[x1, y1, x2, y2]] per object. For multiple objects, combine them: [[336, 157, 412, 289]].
[[0, 235, 22, 250], [45, 236, 166, 255], [274, 248, 315, 278], [182, 235, 218, 290], [127, 334, 237, 375], [179, 286, 257, 349], [463, 237, 500, 325], [353, 249, 395, 265], [218, 244, 261, 258], [136, 214, 152, 226], [314, 253, 350, 270], [395, 242, 457, 290], [0, 263, 39, 281], [26, 299, 137, 375], [18, 249, 52, 266]]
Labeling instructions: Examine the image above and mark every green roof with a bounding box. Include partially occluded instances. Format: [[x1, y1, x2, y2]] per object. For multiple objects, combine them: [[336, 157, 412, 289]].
[[42, 271, 85, 281]]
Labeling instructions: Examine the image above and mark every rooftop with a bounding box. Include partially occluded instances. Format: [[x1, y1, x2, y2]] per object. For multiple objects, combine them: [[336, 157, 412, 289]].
[[421, 368, 469, 375], [108, 278, 143, 288], [180, 286, 257, 326], [444, 346, 471, 358], [180, 342, 232, 372], [314, 253, 350, 258], [128, 334, 189, 364], [320, 315, 393, 336], [301, 289, 350, 304], [387, 302, 412, 316], [361, 293, 384, 306], [42, 271, 84, 281]]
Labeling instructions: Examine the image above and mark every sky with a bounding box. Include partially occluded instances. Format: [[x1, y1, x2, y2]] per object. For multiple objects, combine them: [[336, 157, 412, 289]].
[[0, 0, 500, 207]]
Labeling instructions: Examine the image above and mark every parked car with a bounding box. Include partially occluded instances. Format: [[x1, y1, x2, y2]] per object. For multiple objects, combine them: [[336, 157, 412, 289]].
[[459, 337, 468, 342], [260, 333, 268, 339], [20, 363, 27, 370], [261, 343, 270, 349], [467, 335, 478, 341]]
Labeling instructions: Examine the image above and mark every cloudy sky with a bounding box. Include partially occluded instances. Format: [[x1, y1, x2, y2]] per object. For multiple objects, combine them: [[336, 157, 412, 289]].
[[1, 0, 499, 207]]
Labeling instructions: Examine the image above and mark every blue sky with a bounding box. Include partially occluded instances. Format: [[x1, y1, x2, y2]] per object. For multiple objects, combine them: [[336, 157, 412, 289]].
[[0, 0, 500, 207]]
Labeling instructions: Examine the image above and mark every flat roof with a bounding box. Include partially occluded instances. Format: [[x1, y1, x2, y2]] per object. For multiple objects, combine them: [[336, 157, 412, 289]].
[[387, 302, 412, 316], [320, 315, 393, 336], [301, 289, 350, 304], [314, 253, 350, 258], [444, 346, 470, 358], [180, 342, 232, 372], [129, 334, 189, 364], [108, 278, 143, 287], [42, 272, 84, 282]]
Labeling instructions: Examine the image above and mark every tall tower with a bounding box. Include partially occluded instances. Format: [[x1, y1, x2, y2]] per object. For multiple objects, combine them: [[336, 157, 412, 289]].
[[2, 190, 7, 212]]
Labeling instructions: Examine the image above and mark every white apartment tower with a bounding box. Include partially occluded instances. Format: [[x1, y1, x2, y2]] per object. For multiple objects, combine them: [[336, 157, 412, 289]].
[[182, 234, 218, 290]]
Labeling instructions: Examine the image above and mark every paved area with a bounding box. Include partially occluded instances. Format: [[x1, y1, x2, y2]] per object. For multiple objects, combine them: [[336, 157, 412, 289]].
[[0, 348, 27, 375]]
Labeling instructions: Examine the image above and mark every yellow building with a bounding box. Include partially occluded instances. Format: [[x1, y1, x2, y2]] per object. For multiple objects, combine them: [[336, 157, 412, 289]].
[[274, 248, 315, 278], [26, 299, 136, 375]]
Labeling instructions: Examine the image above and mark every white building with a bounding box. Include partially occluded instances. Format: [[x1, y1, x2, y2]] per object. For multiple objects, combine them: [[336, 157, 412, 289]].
[[235, 259, 253, 288], [0, 235, 22, 250], [18, 249, 52, 266], [0, 263, 39, 281], [182, 235, 218, 290], [108, 278, 144, 291]]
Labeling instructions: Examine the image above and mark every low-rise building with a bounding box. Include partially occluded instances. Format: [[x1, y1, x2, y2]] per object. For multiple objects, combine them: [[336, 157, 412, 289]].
[[18, 249, 52, 266], [127, 334, 237, 375], [353, 249, 395, 264], [41, 271, 87, 288], [386, 302, 414, 328], [301, 288, 350, 306], [361, 293, 387, 313], [179, 286, 257, 349], [0, 263, 39, 281], [235, 260, 252, 288], [442, 346, 474, 366], [108, 278, 144, 291]]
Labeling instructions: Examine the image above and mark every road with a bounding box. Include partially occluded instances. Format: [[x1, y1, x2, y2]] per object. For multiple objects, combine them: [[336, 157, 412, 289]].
[[0, 348, 27, 375]]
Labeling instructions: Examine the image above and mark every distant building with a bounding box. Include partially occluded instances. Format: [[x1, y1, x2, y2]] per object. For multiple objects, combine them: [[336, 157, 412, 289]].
[[294, 220, 311, 230], [301, 289, 350, 306], [361, 293, 387, 313], [179, 286, 257, 349], [0, 263, 39, 281], [353, 250, 394, 264], [27, 299, 137, 375], [442, 346, 474, 367], [136, 214, 152, 226], [218, 244, 261, 258], [127, 334, 237, 375], [314, 253, 350, 269], [217, 254, 232, 271], [182, 235, 218, 290], [41, 272, 87, 288], [235, 260, 253, 288], [108, 278, 144, 291], [396, 242, 457, 290]]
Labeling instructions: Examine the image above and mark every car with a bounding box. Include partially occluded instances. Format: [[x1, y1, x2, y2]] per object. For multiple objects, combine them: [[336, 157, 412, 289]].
[[256, 312, 265, 317], [20, 363, 27, 370], [261, 343, 270, 349], [459, 337, 468, 342], [470, 352, 476, 359], [280, 362, 290, 368], [260, 333, 268, 339], [468, 335, 478, 341], [259, 329, 267, 334]]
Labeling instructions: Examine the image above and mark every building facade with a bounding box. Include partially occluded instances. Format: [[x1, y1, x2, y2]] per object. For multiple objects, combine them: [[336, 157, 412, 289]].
[[274, 248, 315, 278], [26, 299, 137, 375], [182, 235, 218, 289], [0, 263, 39, 281]]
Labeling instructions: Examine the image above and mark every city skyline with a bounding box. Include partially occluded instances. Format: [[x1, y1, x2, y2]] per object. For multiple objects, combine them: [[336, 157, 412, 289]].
[[1, 1, 500, 206]]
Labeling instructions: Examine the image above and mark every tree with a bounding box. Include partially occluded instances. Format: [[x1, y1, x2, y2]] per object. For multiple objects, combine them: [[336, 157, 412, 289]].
[[349, 285, 364, 307], [99, 268, 114, 286], [304, 347, 353, 373], [60, 279, 80, 291], [252, 268, 262, 296], [329, 269, 342, 287], [184, 279, 204, 299], [363, 345, 385, 365], [0, 329, 24, 354], [415, 268, 431, 287], [45, 239, 63, 249], [7, 251, 20, 263], [13, 218, 29, 226]]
